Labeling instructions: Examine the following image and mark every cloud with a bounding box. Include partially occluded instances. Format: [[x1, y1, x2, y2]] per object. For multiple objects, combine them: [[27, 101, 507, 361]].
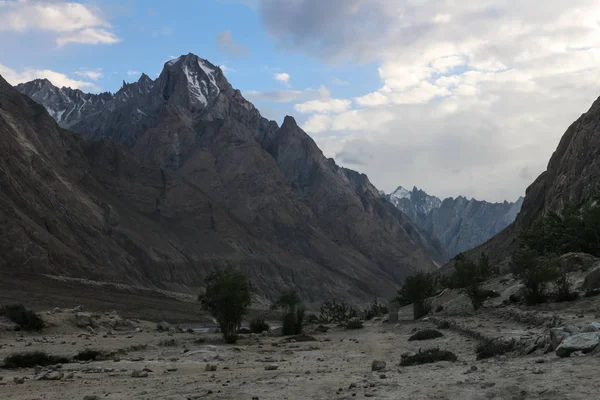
[[218, 65, 235, 74], [0, 63, 99, 91], [244, 85, 328, 103], [0, 0, 120, 46], [216, 30, 250, 56], [331, 77, 350, 86], [253, 0, 600, 201], [74, 68, 103, 80], [127, 70, 140, 76], [274, 72, 290, 86]]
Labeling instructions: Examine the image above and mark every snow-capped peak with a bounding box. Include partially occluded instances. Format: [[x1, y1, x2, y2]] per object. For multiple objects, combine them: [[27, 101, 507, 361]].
[[390, 186, 412, 200]]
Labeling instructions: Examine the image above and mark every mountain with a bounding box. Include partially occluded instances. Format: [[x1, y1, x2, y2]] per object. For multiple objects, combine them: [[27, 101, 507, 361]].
[[385, 186, 523, 258], [455, 94, 600, 267], [6, 53, 445, 305]]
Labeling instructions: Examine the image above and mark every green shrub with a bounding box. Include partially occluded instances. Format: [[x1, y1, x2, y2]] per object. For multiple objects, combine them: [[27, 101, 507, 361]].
[[249, 317, 270, 334], [158, 338, 178, 347], [400, 348, 457, 366], [510, 249, 560, 304], [316, 299, 358, 323], [364, 299, 388, 320], [0, 304, 44, 331], [476, 339, 515, 360], [451, 253, 494, 310], [198, 269, 255, 344], [408, 329, 444, 341], [272, 290, 305, 336], [74, 349, 105, 361], [345, 318, 364, 330], [397, 272, 436, 320], [2, 352, 69, 369]]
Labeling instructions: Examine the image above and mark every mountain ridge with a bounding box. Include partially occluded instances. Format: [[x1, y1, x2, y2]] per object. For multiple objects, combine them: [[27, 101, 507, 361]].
[[384, 185, 523, 258], [5, 53, 445, 304]]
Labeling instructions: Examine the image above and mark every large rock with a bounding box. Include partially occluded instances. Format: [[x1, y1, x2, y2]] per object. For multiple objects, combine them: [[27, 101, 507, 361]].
[[74, 313, 94, 328], [560, 253, 598, 272], [555, 332, 600, 357], [582, 263, 600, 291]]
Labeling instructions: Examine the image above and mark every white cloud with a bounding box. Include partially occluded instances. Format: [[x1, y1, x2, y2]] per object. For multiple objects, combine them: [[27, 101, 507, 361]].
[[274, 72, 291, 86], [74, 68, 103, 80], [219, 65, 235, 74], [0, 0, 120, 46], [331, 78, 350, 86], [127, 70, 140, 76], [0, 63, 99, 91], [295, 98, 351, 114], [255, 0, 600, 201]]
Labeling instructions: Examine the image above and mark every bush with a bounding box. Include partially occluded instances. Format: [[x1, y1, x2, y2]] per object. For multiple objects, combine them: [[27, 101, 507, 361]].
[[364, 299, 388, 321], [408, 329, 444, 341], [249, 318, 270, 334], [397, 272, 436, 320], [400, 348, 457, 366], [510, 248, 560, 304], [316, 299, 358, 323], [272, 290, 305, 336], [0, 304, 44, 331], [345, 318, 364, 330], [2, 352, 69, 369], [74, 349, 105, 361], [158, 338, 178, 347], [451, 253, 494, 310], [476, 339, 515, 360], [198, 269, 255, 344]]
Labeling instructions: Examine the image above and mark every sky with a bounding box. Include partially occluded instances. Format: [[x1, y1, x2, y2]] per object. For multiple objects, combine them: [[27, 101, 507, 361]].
[[1, 0, 600, 202]]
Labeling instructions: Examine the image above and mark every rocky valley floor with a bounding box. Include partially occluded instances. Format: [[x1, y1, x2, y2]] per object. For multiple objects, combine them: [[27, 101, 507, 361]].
[[2, 292, 600, 400]]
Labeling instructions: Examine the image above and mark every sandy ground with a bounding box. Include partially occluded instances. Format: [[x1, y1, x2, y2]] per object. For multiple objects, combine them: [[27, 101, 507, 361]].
[[2, 304, 600, 400]]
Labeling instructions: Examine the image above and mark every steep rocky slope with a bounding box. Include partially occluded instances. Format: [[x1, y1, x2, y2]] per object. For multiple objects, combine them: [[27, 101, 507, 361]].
[[456, 94, 600, 266], [385, 186, 523, 257], [3, 54, 443, 304]]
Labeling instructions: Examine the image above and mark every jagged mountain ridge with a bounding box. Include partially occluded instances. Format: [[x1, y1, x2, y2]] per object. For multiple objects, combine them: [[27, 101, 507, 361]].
[[8, 53, 445, 304], [385, 186, 523, 258]]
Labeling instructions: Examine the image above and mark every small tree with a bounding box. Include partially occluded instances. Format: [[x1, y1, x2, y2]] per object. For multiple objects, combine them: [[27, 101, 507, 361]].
[[317, 299, 358, 323], [272, 290, 304, 335], [510, 248, 560, 304], [397, 272, 436, 320], [198, 270, 254, 343], [364, 299, 388, 320], [452, 253, 493, 310]]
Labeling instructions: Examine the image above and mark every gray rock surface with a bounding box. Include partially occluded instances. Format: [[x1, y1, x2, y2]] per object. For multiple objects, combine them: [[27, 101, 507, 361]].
[[555, 332, 600, 357]]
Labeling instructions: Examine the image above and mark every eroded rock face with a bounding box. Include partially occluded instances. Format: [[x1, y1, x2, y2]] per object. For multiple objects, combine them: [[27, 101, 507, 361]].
[[3, 53, 443, 304]]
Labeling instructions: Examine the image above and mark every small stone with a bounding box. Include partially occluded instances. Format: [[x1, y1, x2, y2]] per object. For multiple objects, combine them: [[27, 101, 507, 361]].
[[532, 368, 545, 374], [205, 364, 217, 372], [13, 377, 25, 384], [379, 374, 387, 379], [264, 364, 279, 371], [131, 370, 148, 378], [261, 330, 269, 337], [44, 371, 64, 381], [135, 327, 142, 333], [371, 360, 386, 371]]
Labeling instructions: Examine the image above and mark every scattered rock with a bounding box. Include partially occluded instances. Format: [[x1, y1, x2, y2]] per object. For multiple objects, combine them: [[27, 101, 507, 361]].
[[265, 364, 279, 371], [205, 364, 217, 372], [13, 377, 25, 384], [131, 370, 149, 378], [157, 321, 173, 332], [371, 360, 386, 371], [43, 371, 64, 381], [74, 313, 93, 328], [556, 333, 600, 357]]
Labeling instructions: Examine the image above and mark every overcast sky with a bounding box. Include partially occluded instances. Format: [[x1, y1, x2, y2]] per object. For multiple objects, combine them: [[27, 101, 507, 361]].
[[2, 0, 600, 202]]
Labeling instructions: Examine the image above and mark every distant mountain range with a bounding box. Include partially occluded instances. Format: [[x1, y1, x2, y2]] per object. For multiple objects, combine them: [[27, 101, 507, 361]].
[[384, 186, 523, 258], [1, 53, 445, 305]]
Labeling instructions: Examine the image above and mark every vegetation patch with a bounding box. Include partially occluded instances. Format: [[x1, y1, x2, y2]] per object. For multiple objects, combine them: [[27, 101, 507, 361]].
[[0, 304, 44, 331], [249, 318, 270, 334], [345, 318, 364, 330], [272, 290, 305, 336], [2, 352, 69, 369], [74, 349, 105, 362], [476, 339, 515, 360], [158, 338, 178, 347], [397, 272, 436, 320], [364, 299, 388, 321], [408, 329, 444, 341], [400, 348, 457, 366], [316, 299, 358, 324]]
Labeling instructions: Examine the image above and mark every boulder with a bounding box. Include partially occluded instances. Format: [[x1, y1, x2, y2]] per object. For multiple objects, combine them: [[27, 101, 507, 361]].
[[560, 253, 598, 272], [156, 321, 172, 332], [264, 364, 279, 371], [371, 360, 386, 371], [555, 333, 600, 357], [74, 313, 93, 328], [582, 263, 600, 291], [131, 370, 148, 378]]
